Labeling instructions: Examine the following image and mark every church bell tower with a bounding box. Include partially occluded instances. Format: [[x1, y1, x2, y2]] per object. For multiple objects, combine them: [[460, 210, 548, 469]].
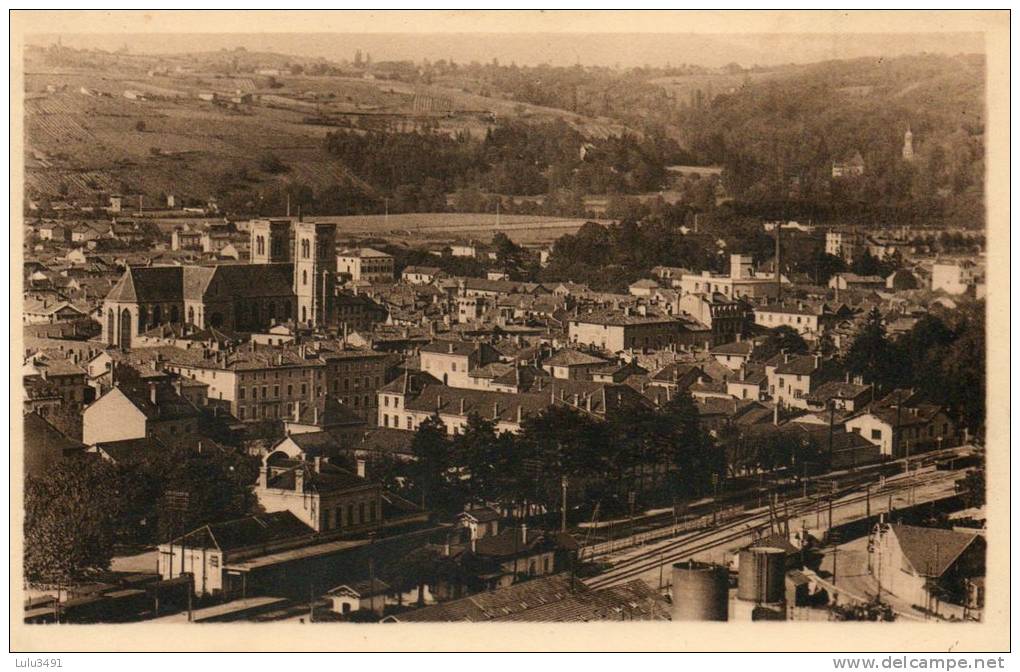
[[293, 220, 336, 329]]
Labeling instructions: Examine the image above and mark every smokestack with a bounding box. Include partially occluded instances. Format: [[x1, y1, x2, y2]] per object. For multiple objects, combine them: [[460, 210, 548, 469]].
[[775, 220, 782, 301]]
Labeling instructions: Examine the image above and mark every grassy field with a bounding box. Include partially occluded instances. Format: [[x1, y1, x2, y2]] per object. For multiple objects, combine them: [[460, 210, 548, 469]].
[[306, 212, 609, 245]]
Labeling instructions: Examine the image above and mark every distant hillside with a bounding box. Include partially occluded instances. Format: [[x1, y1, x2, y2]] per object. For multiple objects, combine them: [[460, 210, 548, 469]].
[[674, 53, 985, 227]]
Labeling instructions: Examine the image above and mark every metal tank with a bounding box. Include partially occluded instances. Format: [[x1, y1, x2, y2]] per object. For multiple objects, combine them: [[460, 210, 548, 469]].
[[670, 560, 729, 621], [737, 546, 786, 604]]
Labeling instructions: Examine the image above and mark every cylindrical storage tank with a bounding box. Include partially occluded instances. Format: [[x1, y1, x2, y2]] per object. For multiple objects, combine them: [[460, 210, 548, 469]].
[[671, 560, 729, 621], [737, 547, 786, 604]]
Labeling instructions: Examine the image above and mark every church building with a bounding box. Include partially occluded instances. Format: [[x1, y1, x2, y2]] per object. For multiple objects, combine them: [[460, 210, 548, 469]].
[[102, 218, 336, 347]]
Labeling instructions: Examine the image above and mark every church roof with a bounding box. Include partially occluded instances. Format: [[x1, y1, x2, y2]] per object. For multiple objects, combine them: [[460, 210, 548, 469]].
[[105, 264, 295, 304]]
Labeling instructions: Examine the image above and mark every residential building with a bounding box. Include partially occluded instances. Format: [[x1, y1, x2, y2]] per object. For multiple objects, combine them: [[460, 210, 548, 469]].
[[932, 260, 983, 296], [870, 524, 984, 615], [754, 301, 835, 339], [82, 381, 202, 445], [402, 266, 442, 285], [826, 230, 864, 264], [568, 308, 692, 353], [162, 342, 393, 424], [337, 248, 395, 284], [765, 353, 824, 410], [677, 255, 782, 300], [845, 402, 956, 458], [256, 456, 383, 534]]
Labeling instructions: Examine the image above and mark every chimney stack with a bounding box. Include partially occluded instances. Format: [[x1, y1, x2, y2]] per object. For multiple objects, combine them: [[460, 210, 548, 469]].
[[148, 381, 158, 405], [356, 458, 366, 478], [259, 464, 268, 489], [516, 405, 523, 423], [493, 401, 500, 419], [314, 456, 323, 473]]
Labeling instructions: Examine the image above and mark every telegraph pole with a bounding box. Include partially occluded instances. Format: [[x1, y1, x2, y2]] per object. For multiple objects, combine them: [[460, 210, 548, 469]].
[[561, 475, 568, 533]]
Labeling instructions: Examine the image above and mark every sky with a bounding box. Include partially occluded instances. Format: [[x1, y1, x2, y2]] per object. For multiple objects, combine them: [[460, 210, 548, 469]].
[[27, 31, 985, 69]]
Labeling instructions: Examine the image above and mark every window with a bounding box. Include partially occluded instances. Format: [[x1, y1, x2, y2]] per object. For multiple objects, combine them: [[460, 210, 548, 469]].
[[273, 385, 279, 397], [369, 501, 376, 522], [302, 270, 308, 286], [406, 416, 412, 430], [871, 429, 882, 440], [358, 502, 365, 524], [383, 414, 389, 427], [209, 555, 219, 568], [346, 505, 354, 526], [239, 387, 246, 400], [287, 384, 293, 396], [239, 407, 246, 420], [384, 396, 389, 407]]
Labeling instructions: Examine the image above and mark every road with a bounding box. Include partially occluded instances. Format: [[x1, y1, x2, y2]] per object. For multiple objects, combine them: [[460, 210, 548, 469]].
[[584, 467, 964, 591]]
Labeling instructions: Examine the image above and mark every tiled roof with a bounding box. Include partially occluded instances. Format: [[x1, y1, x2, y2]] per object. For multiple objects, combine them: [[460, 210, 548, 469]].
[[891, 524, 982, 578], [266, 460, 375, 495], [775, 354, 821, 376], [710, 340, 754, 356], [543, 349, 609, 367], [498, 579, 669, 622], [176, 511, 315, 552]]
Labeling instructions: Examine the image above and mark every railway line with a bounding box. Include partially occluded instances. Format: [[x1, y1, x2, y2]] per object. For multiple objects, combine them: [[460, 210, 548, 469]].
[[584, 468, 963, 590]]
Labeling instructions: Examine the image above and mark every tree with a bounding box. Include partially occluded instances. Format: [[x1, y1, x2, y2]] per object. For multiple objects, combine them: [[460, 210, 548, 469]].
[[660, 391, 720, 500], [451, 412, 500, 506], [844, 307, 900, 392], [25, 456, 120, 584], [379, 545, 444, 607], [956, 467, 985, 509], [256, 152, 288, 174], [410, 415, 452, 513]]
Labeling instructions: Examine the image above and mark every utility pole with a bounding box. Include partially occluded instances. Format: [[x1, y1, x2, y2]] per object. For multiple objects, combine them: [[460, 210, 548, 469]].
[[560, 475, 568, 532], [827, 401, 835, 466], [866, 483, 871, 520]]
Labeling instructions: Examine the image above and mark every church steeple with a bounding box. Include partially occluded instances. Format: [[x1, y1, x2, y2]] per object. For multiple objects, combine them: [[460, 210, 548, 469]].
[[902, 125, 915, 162]]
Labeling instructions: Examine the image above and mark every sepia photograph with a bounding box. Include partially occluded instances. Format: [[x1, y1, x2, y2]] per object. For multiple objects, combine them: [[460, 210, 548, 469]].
[[8, 9, 1010, 656]]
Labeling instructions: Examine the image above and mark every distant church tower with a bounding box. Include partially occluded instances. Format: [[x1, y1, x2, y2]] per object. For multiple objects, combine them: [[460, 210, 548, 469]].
[[249, 218, 291, 264], [902, 126, 915, 162], [293, 220, 336, 329]]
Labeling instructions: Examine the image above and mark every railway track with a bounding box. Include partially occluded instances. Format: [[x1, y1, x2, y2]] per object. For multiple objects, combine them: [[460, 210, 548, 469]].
[[584, 470, 962, 590]]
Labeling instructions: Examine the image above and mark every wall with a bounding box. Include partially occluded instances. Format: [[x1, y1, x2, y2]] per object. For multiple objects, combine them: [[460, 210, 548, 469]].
[[82, 388, 147, 444]]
